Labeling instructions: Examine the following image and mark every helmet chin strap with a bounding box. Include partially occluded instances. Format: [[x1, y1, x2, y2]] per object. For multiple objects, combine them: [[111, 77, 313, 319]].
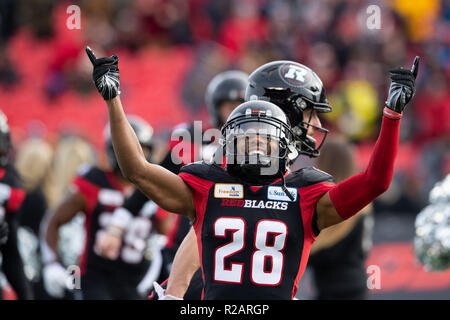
[[226, 154, 278, 185], [227, 155, 293, 199], [278, 169, 294, 201], [239, 157, 275, 185]]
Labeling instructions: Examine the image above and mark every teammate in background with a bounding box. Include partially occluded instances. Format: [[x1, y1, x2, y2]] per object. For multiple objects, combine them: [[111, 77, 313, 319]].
[[98, 70, 248, 299], [15, 138, 54, 299], [306, 136, 374, 300], [42, 135, 97, 290], [16, 135, 96, 300], [0, 110, 33, 300], [44, 135, 97, 212], [42, 116, 169, 300], [87, 46, 419, 299]]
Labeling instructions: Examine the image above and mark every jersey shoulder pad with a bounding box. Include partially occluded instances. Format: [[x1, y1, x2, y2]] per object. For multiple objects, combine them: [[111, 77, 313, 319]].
[[290, 166, 334, 187], [180, 161, 235, 183], [77, 166, 109, 187], [179, 161, 211, 178]]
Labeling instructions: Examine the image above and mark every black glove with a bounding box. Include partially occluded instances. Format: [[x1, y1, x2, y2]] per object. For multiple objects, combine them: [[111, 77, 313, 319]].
[[385, 56, 420, 113], [0, 221, 8, 245], [86, 46, 120, 100]]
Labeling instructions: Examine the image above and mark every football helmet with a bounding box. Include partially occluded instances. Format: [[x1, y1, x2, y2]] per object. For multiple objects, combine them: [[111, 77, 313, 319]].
[[221, 100, 297, 186], [246, 60, 332, 157], [105, 115, 154, 171], [205, 70, 248, 128], [0, 110, 11, 166]]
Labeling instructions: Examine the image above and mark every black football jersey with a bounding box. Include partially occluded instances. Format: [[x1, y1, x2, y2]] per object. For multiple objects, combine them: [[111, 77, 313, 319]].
[[0, 164, 25, 217], [72, 166, 154, 280], [179, 161, 335, 300], [0, 164, 33, 299]]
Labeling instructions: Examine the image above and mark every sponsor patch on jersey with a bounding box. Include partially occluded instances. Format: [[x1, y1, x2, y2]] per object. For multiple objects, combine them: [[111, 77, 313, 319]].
[[267, 186, 297, 202], [214, 184, 244, 199]]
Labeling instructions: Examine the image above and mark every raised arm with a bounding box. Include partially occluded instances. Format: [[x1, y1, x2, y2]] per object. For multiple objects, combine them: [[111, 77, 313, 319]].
[[316, 57, 420, 230], [86, 47, 195, 220]]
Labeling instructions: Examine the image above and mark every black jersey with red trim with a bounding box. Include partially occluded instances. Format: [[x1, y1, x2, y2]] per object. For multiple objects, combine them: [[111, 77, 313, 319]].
[[0, 164, 32, 299], [178, 161, 335, 300], [72, 166, 153, 280]]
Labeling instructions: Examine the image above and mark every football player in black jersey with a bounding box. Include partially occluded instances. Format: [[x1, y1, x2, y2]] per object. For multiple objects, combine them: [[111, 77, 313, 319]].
[[160, 59, 415, 300], [159, 61, 330, 299], [87, 46, 419, 299], [43, 115, 169, 300], [0, 110, 33, 300]]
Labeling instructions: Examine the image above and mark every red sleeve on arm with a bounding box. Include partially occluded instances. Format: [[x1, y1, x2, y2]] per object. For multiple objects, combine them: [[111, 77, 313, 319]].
[[178, 172, 214, 282], [178, 172, 214, 230], [299, 182, 336, 241], [154, 207, 171, 221], [6, 188, 26, 213], [329, 116, 400, 220], [72, 176, 99, 215]]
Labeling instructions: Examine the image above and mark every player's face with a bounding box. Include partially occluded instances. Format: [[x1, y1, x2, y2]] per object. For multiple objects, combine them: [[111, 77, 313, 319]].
[[235, 130, 280, 158], [303, 108, 322, 136]]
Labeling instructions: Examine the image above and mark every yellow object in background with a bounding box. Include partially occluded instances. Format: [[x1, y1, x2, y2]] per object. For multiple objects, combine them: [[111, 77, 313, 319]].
[[392, 0, 441, 42], [326, 81, 379, 141]]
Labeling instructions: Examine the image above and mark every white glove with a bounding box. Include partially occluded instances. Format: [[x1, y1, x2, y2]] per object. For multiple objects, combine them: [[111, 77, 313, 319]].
[[43, 262, 68, 298], [152, 281, 183, 300]]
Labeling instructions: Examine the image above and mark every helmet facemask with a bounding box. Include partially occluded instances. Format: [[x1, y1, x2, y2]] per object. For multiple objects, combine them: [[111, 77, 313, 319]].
[[222, 109, 297, 185], [282, 94, 330, 158]]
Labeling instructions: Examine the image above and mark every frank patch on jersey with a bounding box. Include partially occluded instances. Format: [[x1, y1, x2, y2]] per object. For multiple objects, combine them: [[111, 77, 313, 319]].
[[267, 186, 297, 202], [214, 184, 244, 199]]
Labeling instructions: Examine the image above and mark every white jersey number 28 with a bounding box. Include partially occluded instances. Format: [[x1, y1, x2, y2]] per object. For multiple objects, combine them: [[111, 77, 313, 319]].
[[213, 217, 287, 286]]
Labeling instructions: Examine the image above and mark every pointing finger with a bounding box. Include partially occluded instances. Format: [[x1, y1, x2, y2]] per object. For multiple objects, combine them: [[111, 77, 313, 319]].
[[411, 56, 420, 79], [86, 46, 97, 65]]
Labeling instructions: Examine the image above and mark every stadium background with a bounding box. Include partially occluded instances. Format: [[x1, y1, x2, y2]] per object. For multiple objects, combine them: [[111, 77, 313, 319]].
[[0, 0, 449, 299]]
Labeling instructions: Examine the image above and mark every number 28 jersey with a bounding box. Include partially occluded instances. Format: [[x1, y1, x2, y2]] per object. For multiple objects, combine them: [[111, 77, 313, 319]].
[[179, 161, 335, 300]]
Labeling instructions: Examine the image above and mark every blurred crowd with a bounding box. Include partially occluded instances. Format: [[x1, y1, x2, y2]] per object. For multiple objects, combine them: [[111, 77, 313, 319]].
[[0, 0, 450, 211], [0, 0, 449, 234]]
